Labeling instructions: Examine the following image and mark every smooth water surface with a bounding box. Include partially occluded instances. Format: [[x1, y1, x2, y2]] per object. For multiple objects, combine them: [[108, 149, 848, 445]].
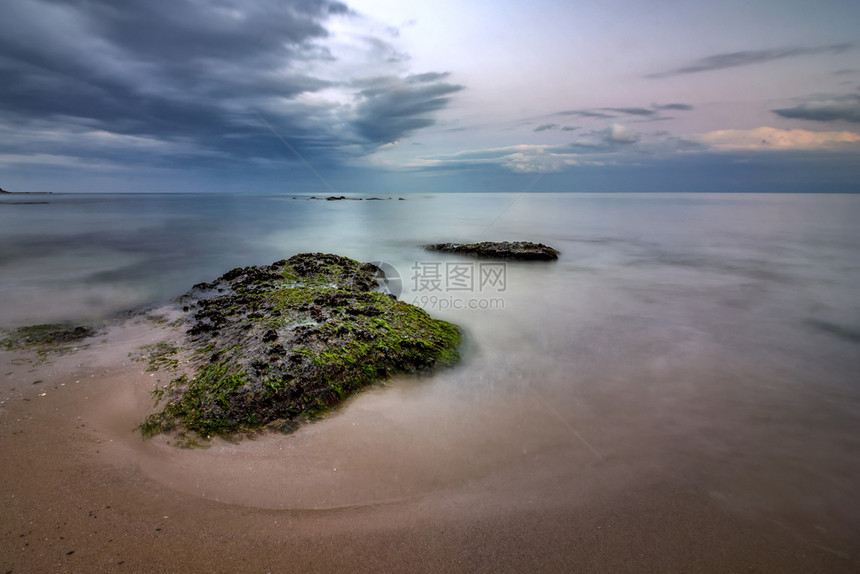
[[2, 193, 859, 541]]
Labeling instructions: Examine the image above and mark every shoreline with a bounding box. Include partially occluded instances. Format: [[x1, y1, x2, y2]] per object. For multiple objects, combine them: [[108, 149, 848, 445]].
[[1, 313, 858, 572]]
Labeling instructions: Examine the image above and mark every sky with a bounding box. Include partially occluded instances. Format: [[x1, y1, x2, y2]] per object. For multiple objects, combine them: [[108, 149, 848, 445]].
[[1, 0, 859, 194]]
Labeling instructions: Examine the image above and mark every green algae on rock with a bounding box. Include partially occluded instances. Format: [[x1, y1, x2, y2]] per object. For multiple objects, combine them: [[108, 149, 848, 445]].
[[140, 253, 462, 439], [0, 323, 96, 350]]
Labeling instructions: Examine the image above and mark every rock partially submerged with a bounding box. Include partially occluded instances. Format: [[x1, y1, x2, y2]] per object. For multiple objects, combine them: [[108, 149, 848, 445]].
[[0, 323, 96, 350], [141, 253, 461, 439], [296, 196, 398, 201], [424, 241, 560, 261]]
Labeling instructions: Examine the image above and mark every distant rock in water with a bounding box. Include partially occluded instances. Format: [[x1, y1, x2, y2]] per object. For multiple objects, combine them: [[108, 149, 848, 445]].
[[424, 241, 560, 261], [296, 196, 396, 201], [0, 186, 51, 196], [140, 253, 461, 440]]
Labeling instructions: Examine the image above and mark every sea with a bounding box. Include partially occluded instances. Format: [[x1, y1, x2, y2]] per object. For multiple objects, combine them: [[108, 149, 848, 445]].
[[2, 191, 860, 523]]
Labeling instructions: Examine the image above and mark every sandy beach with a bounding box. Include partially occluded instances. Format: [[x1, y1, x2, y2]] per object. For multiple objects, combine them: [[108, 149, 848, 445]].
[[2, 310, 858, 573]]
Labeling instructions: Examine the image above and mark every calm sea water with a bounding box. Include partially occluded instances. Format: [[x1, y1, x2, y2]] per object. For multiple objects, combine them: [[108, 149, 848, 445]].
[[2, 192, 859, 331], [2, 191, 860, 537]]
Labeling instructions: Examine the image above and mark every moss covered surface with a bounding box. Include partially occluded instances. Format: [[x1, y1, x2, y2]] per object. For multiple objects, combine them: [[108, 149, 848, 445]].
[[0, 323, 96, 351], [134, 341, 183, 372], [141, 253, 461, 440]]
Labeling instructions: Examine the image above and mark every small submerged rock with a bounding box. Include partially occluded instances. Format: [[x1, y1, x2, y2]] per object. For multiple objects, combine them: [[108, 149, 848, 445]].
[[424, 241, 560, 261], [141, 253, 461, 440]]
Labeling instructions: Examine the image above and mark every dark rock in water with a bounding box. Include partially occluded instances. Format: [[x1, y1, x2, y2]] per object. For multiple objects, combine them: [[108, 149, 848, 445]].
[[424, 241, 560, 261], [300, 196, 395, 201], [140, 253, 461, 440], [0, 186, 52, 196]]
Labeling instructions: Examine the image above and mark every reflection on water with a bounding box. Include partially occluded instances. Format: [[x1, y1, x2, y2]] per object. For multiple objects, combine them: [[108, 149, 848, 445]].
[[3, 193, 860, 541]]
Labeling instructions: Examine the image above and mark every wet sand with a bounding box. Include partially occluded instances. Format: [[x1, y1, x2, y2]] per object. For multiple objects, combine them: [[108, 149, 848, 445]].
[[2, 314, 858, 573]]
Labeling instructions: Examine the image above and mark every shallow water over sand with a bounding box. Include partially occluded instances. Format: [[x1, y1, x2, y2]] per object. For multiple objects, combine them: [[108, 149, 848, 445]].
[[2, 192, 860, 559]]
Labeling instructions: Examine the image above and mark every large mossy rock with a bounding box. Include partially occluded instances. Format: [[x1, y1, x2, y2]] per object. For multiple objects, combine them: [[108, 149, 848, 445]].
[[141, 253, 461, 439]]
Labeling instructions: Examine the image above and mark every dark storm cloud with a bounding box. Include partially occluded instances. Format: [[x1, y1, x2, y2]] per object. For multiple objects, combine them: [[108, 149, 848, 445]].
[[0, 0, 461, 169], [0, 0, 339, 120], [351, 75, 464, 143], [647, 44, 853, 78], [772, 94, 860, 123]]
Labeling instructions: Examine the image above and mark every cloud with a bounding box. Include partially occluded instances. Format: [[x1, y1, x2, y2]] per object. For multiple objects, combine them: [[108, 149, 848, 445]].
[[772, 94, 860, 123], [690, 127, 860, 151], [0, 116, 223, 170], [556, 110, 615, 119], [398, 122, 859, 180], [604, 107, 655, 117], [350, 75, 463, 144], [603, 124, 640, 144], [361, 36, 409, 64], [647, 44, 853, 78], [653, 103, 694, 111], [502, 149, 577, 173], [407, 72, 450, 83], [408, 123, 643, 174], [410, 144, 583, 174], [553, 103, 692, 120], [534, 123, 560, 132], [0, 0, 462, 170]]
